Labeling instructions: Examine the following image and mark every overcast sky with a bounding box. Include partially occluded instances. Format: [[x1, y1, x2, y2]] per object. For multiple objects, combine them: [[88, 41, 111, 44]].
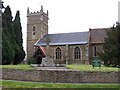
[[3, 0, 119, 52]]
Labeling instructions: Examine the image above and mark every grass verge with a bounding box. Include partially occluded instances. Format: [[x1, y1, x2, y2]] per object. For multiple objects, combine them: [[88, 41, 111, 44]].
[[1, 80, 119, 88]]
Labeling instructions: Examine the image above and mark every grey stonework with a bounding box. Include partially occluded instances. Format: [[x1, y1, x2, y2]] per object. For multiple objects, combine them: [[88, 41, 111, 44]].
[[43, 44, 89, 64], [89, 44, 104, 63], [26, 6, 49, 62], [42, 57, 55, 67], [1, 68, 119, 83]]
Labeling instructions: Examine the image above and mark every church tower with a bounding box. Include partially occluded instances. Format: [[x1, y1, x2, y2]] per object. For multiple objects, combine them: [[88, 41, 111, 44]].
[[27, 6, 49, 61]]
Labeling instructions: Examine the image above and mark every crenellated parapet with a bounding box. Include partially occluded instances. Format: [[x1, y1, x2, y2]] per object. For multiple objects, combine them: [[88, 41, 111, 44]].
[[27, 5, 48, 18]]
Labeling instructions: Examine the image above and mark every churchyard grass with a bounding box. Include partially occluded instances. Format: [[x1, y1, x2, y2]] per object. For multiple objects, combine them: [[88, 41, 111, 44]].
[[0, 64, 34, 70], [0, 64, 119, 71], [67, 64, 119, 72], [1, 80, 119, 88]]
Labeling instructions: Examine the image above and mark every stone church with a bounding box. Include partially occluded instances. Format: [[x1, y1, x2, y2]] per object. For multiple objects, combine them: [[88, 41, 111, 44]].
[[27, 6, 108, 64]]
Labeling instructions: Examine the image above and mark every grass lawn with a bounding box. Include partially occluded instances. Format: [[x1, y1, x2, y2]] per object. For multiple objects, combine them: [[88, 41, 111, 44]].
[[0, 64, 34, 70], [67, 64, 119, 72], [1, 80, 119, 88], [0, 64, 119, 71]]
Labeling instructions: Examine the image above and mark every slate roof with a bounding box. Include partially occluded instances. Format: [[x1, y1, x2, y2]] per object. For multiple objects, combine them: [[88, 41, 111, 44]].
[[35, 32, 89, 46], [89, 28, 109, 44]]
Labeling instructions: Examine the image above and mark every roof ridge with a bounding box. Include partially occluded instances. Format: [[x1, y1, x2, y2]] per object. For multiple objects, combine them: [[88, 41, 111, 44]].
[[89, 28, 109, 30], [48, 31, 88, 35]]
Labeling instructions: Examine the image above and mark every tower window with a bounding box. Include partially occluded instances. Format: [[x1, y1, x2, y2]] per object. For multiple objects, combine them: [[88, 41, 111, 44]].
[[56, 47, 62, 60], [32, 26, 36, 36], [33, 32, 35, 36], [74, 47, 81, 60]]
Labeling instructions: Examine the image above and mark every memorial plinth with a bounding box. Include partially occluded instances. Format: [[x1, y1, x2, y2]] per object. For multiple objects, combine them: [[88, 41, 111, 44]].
[[42, 57, 55, 67]]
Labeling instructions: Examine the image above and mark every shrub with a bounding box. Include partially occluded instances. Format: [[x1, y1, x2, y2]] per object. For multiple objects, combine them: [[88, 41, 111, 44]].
[[27, 56, 36, 65]]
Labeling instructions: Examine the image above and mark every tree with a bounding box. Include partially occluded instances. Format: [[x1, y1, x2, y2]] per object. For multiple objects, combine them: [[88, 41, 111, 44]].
[[2, 6, 16, 64], [13, 11, 25, 64], [99, 22, 120, 67], [13, 11, 23, 46], [2, 6, 25, 65]]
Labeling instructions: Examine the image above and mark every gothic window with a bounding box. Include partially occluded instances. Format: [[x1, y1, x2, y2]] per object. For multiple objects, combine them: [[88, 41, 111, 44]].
[[56, 47, 62, 60], [32, 26, 36, 36], [93, 46, 97, 57], [74, 47, 81, 60]]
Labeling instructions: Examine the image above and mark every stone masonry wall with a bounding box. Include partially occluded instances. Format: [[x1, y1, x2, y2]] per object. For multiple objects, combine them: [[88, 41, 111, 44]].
[[48, 44, 88, 64], [1, 69, 119, 83], [89, 44, 103, 63]]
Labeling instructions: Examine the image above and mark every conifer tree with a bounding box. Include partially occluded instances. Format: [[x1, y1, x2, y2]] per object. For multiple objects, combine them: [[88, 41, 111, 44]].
[[13, 11, 25, 64], [2, 6, 25, 65], [13, 11, 22, 46], [2, 6, 15, 64], [99, 22, 120, 67]]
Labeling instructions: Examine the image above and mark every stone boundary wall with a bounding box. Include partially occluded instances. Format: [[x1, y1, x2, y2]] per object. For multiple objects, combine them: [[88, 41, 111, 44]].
[[1, 69, 119, 83]]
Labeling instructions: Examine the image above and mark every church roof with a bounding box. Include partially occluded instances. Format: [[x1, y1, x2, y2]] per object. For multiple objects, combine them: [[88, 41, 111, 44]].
[[89, 28, 109, 44], [35, 32, 89, 46]]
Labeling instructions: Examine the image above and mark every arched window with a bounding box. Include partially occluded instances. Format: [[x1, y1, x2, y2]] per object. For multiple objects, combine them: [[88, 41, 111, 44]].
[[74, 47, 81, 60], [93, 46, 97, 57], [56, 47, 62, 59]]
